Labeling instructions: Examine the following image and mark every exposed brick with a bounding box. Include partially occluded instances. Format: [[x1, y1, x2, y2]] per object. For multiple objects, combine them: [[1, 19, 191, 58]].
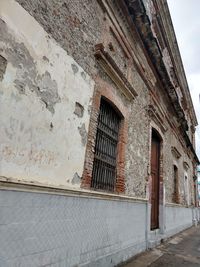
[[81, 76, 129, 193]]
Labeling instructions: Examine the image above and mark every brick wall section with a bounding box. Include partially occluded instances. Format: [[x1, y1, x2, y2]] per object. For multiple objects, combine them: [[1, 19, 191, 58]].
[[125, 66, 150, 198], [15, 0, 103, 78], [163, 121, 195, 204], [82, 77, 129, 193]]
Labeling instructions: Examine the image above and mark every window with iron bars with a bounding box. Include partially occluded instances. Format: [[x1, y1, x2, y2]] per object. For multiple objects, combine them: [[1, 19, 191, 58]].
[[91, 98, 121, 192]]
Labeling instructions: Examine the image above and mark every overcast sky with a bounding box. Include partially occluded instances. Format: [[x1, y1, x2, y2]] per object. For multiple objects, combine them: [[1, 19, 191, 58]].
[[167, 0, 200, 159]]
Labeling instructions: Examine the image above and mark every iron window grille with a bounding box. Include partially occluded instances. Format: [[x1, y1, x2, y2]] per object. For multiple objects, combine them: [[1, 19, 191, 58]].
[[91, 98, 121, 191]]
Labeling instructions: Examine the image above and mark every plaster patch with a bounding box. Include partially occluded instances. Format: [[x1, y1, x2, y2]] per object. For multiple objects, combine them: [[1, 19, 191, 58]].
[[72, 172, 81, 184], [0, 0, 95, 189], [0, 55, 7, 81], [50, 122, 53, 131], [0, 19, 60, 114], [88, 104, 92, 115], [14, 79, 26, 94], [74, 102, 84, 118], [78, 123, 87, 146], [71, 63, 79, 74], [81, 71, 86, 80], [42, 56, 49, 62], [37, 71, 60, 113]]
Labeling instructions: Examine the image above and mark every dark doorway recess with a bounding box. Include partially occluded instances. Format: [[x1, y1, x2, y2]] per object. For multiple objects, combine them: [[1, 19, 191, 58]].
[[151, 129, 161, 230]]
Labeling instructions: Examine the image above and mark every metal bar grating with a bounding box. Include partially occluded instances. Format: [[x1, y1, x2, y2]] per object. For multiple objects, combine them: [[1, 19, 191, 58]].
[[91, 99, 120, 191]]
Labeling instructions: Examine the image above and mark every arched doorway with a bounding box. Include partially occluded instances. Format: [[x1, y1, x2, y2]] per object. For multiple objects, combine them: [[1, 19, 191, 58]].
[[151, 129, 161, 230]]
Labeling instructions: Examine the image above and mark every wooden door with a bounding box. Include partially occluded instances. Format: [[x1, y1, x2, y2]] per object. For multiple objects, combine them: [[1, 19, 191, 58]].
[[151, 134, 160, 230]]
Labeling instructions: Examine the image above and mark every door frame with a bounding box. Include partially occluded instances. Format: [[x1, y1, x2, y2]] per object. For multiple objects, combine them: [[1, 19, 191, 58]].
[[149, 127, 164, 232]]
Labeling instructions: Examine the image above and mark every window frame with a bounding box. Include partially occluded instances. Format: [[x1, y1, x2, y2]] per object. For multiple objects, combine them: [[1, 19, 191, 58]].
[[91, 98, 121, 192], [81, 87, 128, 194]]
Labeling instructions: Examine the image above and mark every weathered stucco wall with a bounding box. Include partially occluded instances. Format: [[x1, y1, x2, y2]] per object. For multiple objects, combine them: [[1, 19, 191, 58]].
[[1, 0, 152, 197], [0, 1, 198, 266], [125, 66, 150, 198], [163, 125, 194, 205], [0, 0, 94, 189], [141, 0, 196, 205], [15, 0, 104, 78], [0, 0, 196, 203], [149, 91, 195, 205], [165, 204, 193, 237]]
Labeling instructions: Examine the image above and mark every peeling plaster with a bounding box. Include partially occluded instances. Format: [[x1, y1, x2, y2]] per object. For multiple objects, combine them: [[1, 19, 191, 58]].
[[71, 63, 79, 74], [74, 102, 84, 118], [72, 172, 81, 184], [81, 71, 86, 80], [78, 123, 87, 146], [42, 56, 49, 62], [50, 122, 53, 131], [0, 19, 60, 114], [37, 71, 60, 113], [0, 0, 95, 189], [0, 55, 7, 81]]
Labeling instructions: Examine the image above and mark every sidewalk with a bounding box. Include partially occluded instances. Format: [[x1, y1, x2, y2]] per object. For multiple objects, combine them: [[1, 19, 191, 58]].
[[121, 225, 200, 267]]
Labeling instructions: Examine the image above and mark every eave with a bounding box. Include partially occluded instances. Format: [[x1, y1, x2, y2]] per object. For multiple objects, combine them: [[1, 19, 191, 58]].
[[153, 0, 198, 127], [124, 0, 199, 163]]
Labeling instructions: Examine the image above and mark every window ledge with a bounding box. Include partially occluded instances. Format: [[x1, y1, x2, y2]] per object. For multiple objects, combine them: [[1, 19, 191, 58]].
[[165, 202, 194, 208]]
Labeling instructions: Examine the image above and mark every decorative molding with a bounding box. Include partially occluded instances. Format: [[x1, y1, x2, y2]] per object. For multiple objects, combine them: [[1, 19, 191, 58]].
[[124, 0, 199, 164], [98, 0, 158, 94], [171, 146, 181, 159], [94, 43, 138, 100], [154, 0, 198, 127], [165, 202, 192, 208], [148, 104, 167, 133], [0, 178, 148, 204]]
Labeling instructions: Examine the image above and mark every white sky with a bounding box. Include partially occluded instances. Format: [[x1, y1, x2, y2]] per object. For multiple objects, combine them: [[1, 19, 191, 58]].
[[167, 0, 200, 158]]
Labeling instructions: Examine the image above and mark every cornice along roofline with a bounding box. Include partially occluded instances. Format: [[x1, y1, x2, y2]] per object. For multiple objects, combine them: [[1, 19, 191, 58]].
[[124, 0, 187, 128], [155, 0, 198, 127], [124, 0, 199, 163]]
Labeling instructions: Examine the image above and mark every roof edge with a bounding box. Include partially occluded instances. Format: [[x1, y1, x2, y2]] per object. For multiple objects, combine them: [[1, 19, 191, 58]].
[[124, 0, 199, 163]]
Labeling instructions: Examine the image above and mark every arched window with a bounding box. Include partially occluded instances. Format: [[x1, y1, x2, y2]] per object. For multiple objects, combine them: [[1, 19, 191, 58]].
[[91, 98, 121, 191]]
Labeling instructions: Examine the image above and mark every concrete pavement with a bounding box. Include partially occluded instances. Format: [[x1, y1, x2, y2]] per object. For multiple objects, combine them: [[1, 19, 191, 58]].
[[121, 225, 200, 267]]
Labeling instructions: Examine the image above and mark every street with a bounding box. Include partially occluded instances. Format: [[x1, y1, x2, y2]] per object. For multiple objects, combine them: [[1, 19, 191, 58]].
[[122, 225, 200, 267]]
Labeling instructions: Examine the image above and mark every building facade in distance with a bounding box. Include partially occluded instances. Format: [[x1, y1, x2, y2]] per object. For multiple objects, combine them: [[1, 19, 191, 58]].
[[0, 0, 199, 266], [197, 166, 200, 206]]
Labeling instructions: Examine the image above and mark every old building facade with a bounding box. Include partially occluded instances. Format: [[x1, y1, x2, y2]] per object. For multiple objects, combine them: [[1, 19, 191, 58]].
[[0, 0, 199, 266]]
